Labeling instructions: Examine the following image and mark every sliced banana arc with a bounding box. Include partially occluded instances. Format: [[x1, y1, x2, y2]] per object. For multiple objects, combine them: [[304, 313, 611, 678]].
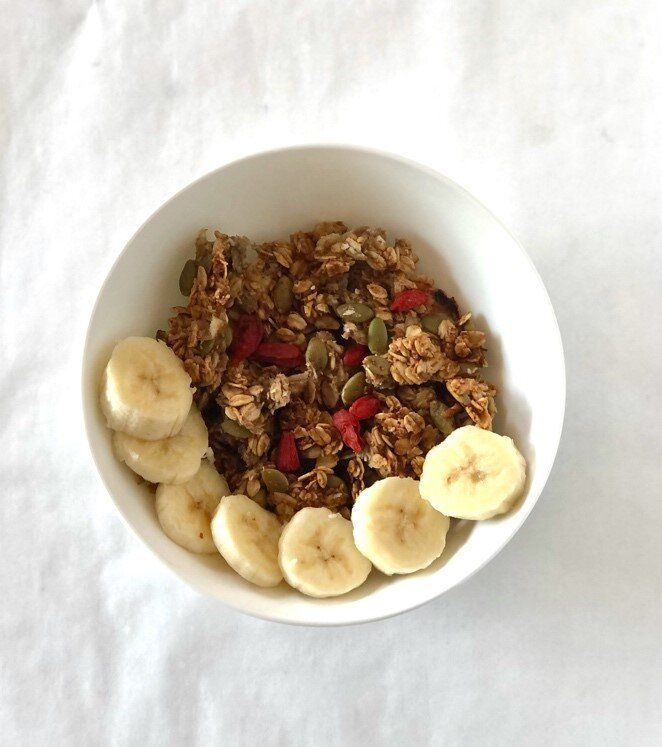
[[278, 507, 372, 598], [352, 477, 450, 575], [114, 406, 208, 485], [211, 495, 283, 587], [156, 461, 230, 553], [101, 336, 193, 440], [419, 425, 526, 520]]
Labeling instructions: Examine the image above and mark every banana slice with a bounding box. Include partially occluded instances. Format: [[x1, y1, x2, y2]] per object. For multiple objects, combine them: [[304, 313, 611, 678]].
[[156, 461, 230, 553], [114, 406, 208, 485], [278, 507, 371, 598], [211, 495, 282, 587], [101, 336, 192, 440], [352, 477, 450, 575], [419, 425, 526, 520]]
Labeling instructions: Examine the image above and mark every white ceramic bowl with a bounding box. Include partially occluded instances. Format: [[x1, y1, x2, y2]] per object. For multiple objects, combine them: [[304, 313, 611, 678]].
[[82, 145, 565, 625]]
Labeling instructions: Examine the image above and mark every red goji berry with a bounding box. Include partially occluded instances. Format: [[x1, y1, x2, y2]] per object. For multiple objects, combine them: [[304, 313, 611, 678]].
[[390, 289, 430, 312], [332, 409, 363, 452], [228, 315, 264, 363], [342, 344, 370, 367], [349, 395, 382, 421], [276, 431, 300, 473], [253, 342, 304, 368]]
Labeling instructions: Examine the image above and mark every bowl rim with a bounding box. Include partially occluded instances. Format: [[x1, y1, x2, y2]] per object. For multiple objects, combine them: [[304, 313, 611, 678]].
[[82, 143, 566, 626]]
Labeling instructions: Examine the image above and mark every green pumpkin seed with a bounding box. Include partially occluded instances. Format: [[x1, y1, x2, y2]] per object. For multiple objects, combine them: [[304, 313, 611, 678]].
[[197, 251, 213, 273], [221, 417, 251, 439], [274, 276, 293, 313], [199, 339, 215, 356], [179, 259, 198, 296], [305, 337, 328, 370], [368, 317, 388, 354], [326, 475, 349, 496], [251, 488, 267, 508], [223, 325, 233, 348], [301, 445, 322, 459], [421, 313, 448, 336], [430, 401, 455, 437], [341, 371, 366, 405], [336, 302, 374, 324], [363, 355, 390, 379], [261, 468, 289, 493]]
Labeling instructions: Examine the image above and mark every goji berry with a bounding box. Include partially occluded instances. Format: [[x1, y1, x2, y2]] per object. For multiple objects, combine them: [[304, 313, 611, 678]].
[[276, 431, 300, 473], [228, 315, 264, 363], [390, 289, 430, 312], [253, 342, 304, 368], [332, 409, 363, 452], [349, 395, 382, 420], [342, 343, 370, 367]]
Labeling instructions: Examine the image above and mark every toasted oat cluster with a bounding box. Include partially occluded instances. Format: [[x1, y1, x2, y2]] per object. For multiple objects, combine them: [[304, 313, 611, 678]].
[[163, 221, 496, 522]]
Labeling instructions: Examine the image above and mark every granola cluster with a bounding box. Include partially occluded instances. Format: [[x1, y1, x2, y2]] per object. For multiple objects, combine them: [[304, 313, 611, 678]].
[[164, 222, 497, 521]]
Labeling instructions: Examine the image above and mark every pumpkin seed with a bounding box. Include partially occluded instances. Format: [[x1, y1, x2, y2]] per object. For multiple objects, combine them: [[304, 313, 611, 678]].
[[368, 317, 388, 354], [341, 371, 366, 405], [421, 313, 448, 336], [197, 251, 213, 273], [336, 302, 374, 324], [199, 339, 215, 355], [274, 276, 293, 313], [221, 417, 251, 439], [301, 445, 322, 459], [305, 337, 328, 371], [223, 325, 233, 348], [261, 468, 289, 493], [363, 355, 390, 379], [326, 475, 349, 496], [179, 259, 198, 296], [430, 401, 455, 437], [251, 488, 267, 508]]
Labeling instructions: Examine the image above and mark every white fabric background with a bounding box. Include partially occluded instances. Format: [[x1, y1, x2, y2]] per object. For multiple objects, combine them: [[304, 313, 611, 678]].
[[2, 1, 661, 744]]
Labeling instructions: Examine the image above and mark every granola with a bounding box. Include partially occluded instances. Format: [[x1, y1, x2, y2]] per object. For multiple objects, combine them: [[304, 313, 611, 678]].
[[164, 221, 497, 521]]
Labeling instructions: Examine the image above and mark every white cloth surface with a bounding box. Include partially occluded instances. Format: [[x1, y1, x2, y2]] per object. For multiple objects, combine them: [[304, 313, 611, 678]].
[[1, 1, 661, 744]]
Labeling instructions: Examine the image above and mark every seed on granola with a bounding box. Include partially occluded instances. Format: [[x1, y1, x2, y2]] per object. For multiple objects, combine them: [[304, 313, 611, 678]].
[[178, 259, 198, 296], [251, 488, 267, 508], [273, 276, 293, 312], [368, 317, 388, 354], [197, 250, 213, 273], [430, 401, 455, 436], [421, 313, 449, 336], [327, 474, 349, 496], [341, 372, 366, 405], [221, 417, 251, 439], [363, 355, 390, 379], [262, 467, 289, 493], [305, 337, 328, 371], [199, 339, 215, 356], [223, 325, 233, 348], [301, 445, 322, 459], [336, 302, 374, 324]]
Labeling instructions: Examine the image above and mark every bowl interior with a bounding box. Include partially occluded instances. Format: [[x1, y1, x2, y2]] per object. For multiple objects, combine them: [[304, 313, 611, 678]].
[[83, 146, 564, 625]]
